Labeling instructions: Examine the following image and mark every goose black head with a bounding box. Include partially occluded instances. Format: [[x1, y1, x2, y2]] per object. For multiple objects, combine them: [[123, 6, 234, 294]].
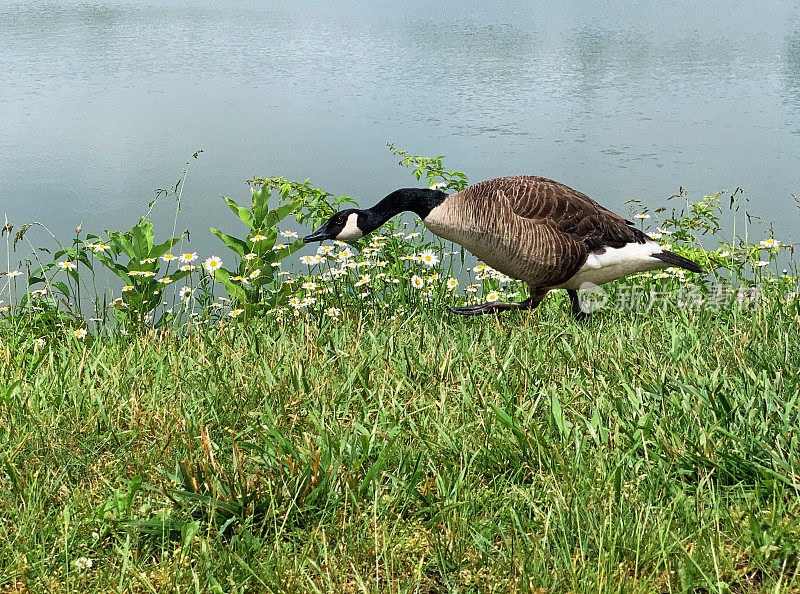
[[303, 188, 448, 243], [303, 209, 365, 243]]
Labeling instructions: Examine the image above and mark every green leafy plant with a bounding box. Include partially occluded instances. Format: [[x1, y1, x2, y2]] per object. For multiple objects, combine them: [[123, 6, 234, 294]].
[[209, 179, 357, 311], [388, 142, 469, 191], [95, 219, 188, 327]]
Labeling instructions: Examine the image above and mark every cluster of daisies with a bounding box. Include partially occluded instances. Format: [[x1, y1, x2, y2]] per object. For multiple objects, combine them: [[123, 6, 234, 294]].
[[253, 228, 534, 320], [4, 220, 793, 337]]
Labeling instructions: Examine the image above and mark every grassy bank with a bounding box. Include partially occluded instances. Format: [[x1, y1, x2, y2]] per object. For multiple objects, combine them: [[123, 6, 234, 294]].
[[2, 149, 800, 591], [2, 297, 799, 592]]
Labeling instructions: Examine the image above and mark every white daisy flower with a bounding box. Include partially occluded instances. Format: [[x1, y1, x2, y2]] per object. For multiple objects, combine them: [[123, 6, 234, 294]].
[[249, 269, 261, 279], [8, 270, 23, 278], [91, 243, 110, 253], [299, 255, 318, 266], [161, 254, 177, 262], [203, 256, 223, 273], [718, 251, 731, 258], [58, 261, 76, 270], [228, 309, 244, 318], [73, 557, 92, 570], [317, 245, 334, 255], [486, 291, 500, 302], [324, 307, 341, 318], [122, 285, 134, 292], [354, 274, 371, 287], [280, 230, 298, 239], [760, 238, 781, 248], [179, 264, 196, 272], [754, 260, 770, 268], [418, 249, 439, 268], [272, 244, 288, 252], [179, 286, 193, 301], [157, 277, 172, 284], [302, 282, 317, 291], [634, 213, 651, 219], [250, 234, 268, 242], [447, 278, 458, 290], [243, 252, 257, 261], [411, 275, 425, 289], [73, 328, 87, 339], [179, 252, 198, 263], [140, 257, 156, 264]]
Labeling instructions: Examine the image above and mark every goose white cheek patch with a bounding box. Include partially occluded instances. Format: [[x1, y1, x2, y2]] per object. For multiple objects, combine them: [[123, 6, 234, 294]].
[[336, 213, 364, 240]]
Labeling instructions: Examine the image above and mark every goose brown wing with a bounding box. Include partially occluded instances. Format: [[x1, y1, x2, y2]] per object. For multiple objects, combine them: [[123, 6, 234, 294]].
[[473, 175, 643, 251]]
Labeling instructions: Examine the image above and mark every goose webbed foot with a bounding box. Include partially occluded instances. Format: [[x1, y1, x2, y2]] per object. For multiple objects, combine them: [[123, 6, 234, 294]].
[[448, 296, 540, 316]]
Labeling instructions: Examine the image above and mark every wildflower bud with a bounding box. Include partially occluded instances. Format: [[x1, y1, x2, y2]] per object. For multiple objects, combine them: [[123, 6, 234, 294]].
[[75, 225, 82, 234]]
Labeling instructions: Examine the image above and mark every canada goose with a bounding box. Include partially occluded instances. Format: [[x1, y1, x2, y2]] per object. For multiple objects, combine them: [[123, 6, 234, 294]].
[[303, 176, 702, 317]]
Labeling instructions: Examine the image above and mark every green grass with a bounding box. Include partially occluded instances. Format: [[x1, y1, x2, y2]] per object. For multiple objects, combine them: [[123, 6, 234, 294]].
[[2, 295, 799, 592]]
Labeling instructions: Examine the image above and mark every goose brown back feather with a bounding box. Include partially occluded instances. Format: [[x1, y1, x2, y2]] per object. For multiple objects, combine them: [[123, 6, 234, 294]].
[[423, 175, 644, 290]]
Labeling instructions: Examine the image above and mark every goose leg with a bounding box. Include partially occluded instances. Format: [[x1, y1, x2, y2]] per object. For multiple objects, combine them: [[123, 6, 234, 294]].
[[448, 294, 543, 316], [567, 289, 592, 321]]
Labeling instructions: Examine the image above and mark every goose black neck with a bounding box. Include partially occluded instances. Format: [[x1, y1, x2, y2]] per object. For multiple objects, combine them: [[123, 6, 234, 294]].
[[363, 188, 447, 229]]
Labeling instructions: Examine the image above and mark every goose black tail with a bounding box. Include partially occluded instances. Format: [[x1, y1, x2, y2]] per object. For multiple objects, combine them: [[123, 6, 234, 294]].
[[652, 251, 703, 274]]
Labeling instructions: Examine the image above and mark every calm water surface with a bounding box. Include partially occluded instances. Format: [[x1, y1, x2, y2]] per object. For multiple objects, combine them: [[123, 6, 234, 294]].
[[2, 0, 800, 250]]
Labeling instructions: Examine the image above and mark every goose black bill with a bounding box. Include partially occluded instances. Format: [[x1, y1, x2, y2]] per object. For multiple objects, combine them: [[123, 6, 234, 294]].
[[303, 227, 331, 243]]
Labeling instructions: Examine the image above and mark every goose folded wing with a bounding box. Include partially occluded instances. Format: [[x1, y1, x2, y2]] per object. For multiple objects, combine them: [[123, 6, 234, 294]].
[[496, 176, 643, 251]]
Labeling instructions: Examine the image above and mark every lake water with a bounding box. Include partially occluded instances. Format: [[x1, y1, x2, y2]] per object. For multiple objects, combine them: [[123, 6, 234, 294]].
[[2, 0, 800, 253]]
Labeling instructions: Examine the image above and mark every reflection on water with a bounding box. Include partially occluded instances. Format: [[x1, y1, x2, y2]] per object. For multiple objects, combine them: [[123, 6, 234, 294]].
[[1, 0, 799, 247]]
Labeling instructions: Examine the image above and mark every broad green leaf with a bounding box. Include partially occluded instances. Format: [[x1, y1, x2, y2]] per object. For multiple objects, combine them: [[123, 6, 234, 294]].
[[52, 281, 70, 299], [109, 231, 137, 260], [274, 200, 299, 223], [252, 185, 271, 226], [213, 268, 246, 303], [150, 236, 182, 260], [130, 221, 155, 260], [93, 253, 131, 283], [223, 196, 255, 230], [210, 228, 248, 257]]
